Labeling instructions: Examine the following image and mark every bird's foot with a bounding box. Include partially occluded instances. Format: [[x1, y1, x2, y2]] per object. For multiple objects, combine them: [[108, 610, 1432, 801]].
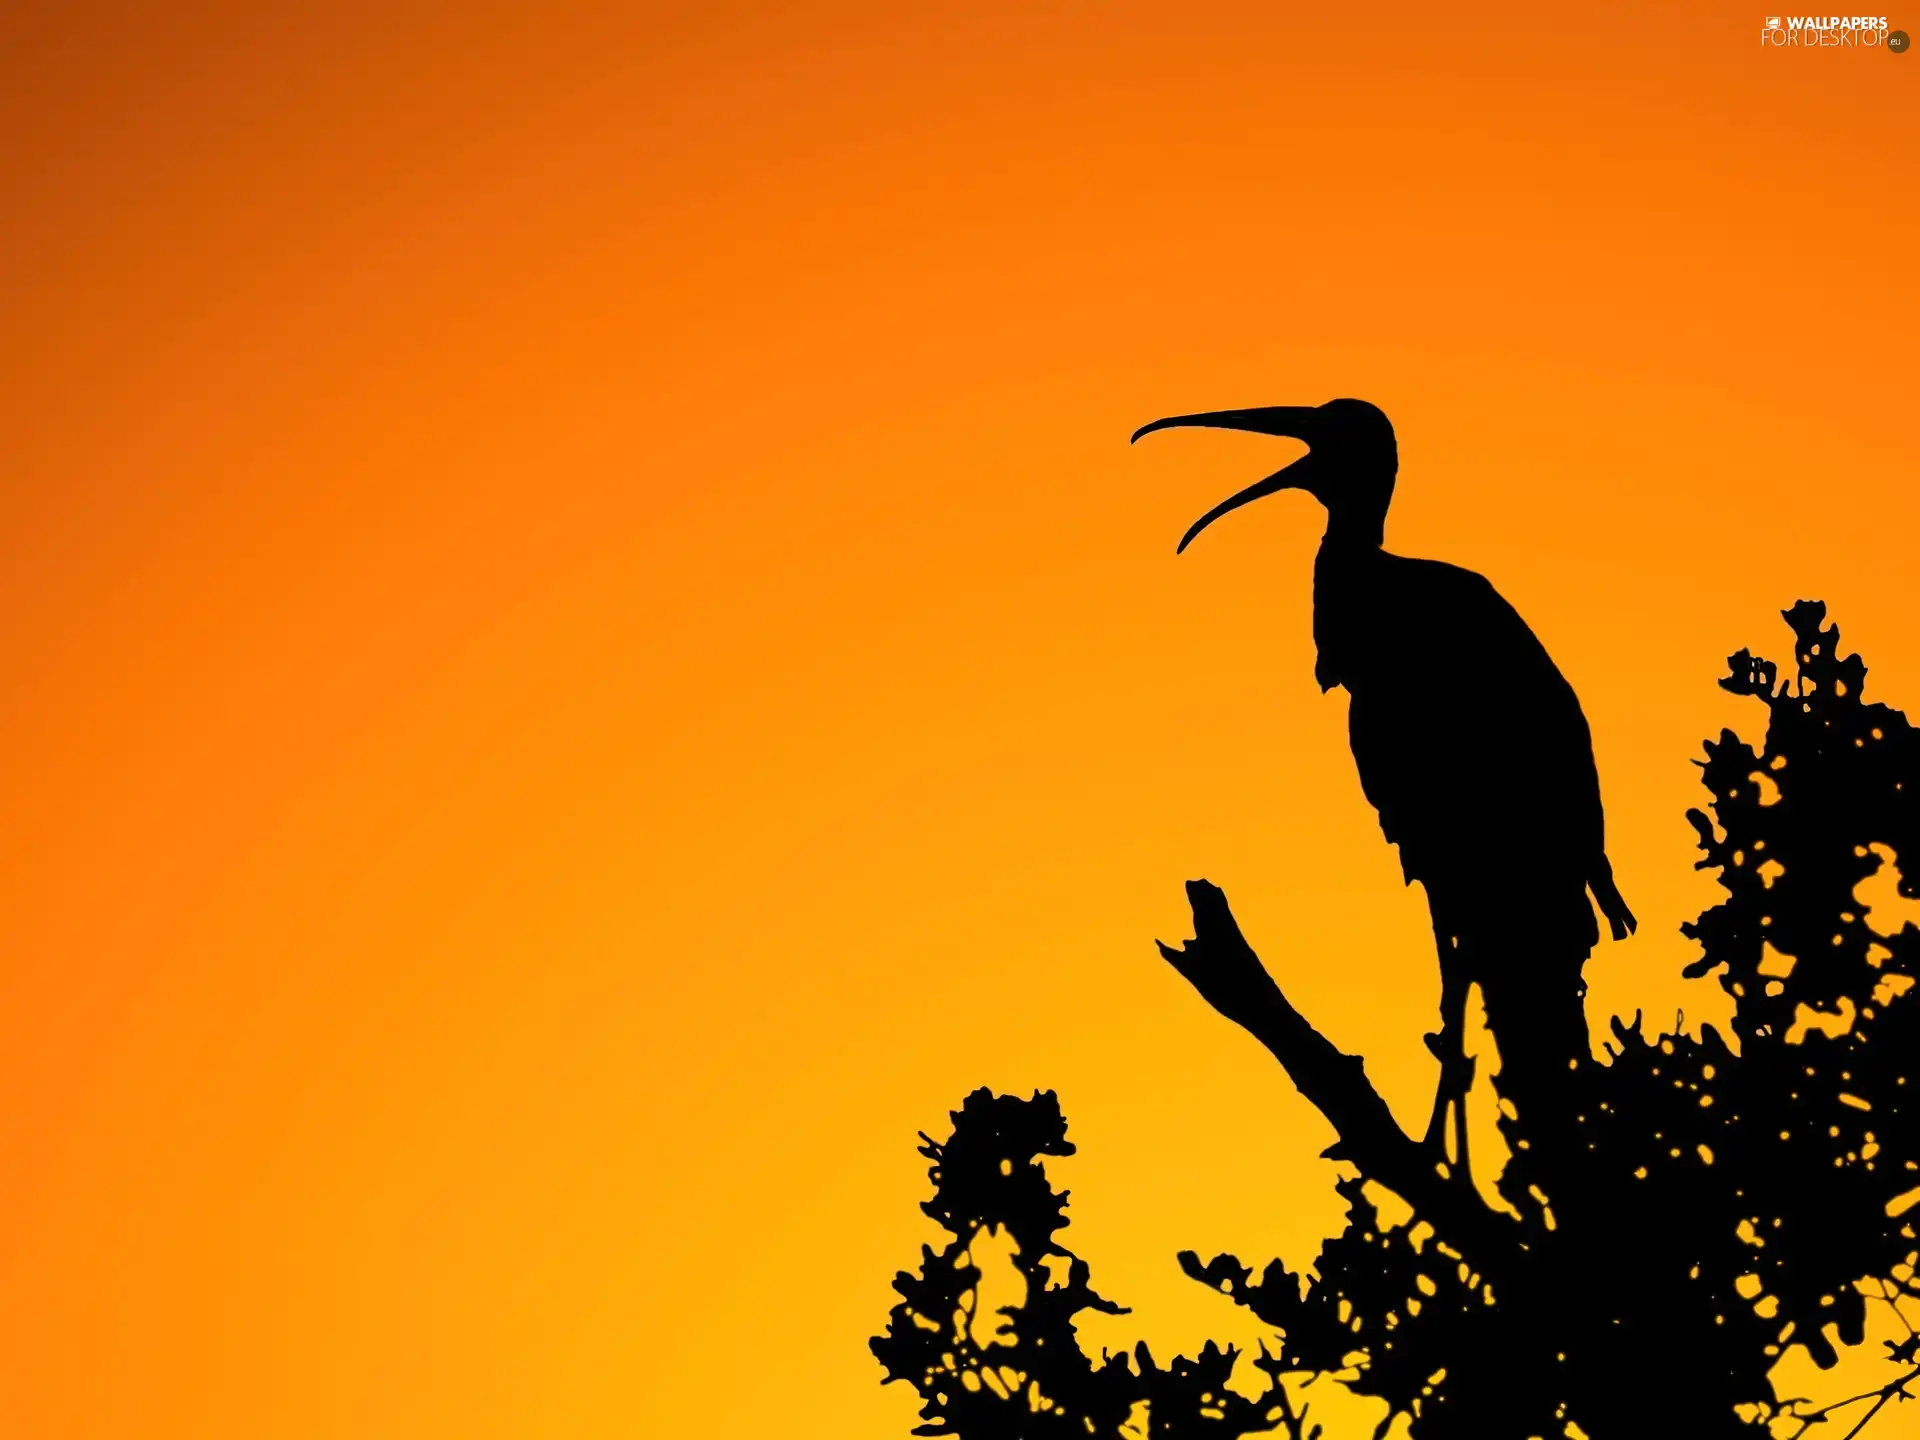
[[1424, 1031, 1477, 1093]]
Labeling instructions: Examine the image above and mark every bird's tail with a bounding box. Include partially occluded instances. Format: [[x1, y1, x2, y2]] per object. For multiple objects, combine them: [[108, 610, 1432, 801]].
[[1590, 854, 1637, 942]]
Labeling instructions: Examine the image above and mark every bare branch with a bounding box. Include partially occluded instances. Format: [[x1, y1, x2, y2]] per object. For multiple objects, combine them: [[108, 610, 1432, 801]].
[[1158, 879, 1521, 1277]]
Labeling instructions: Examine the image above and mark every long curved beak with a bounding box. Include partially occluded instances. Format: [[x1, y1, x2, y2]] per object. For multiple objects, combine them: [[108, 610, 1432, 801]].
[[1129, 406, 1322, 446], [1172, 459, 1319, 553], [1130, 406, 1325, 554]]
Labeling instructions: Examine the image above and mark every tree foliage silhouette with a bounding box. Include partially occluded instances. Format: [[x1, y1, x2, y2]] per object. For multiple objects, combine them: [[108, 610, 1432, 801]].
[[873, 603, 1920, 1437]]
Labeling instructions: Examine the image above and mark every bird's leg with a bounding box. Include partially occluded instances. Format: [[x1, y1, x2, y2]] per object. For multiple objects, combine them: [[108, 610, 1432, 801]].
[[1451, 1018, 1474, 1184], [1421, 928, 1452, 1154], [1441, 964, 1476, 1184], [1423, 933, 1476, 1184]]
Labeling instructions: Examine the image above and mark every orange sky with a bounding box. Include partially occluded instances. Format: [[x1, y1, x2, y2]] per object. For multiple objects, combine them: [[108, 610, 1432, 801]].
[[1, 3, 1916, 1436]]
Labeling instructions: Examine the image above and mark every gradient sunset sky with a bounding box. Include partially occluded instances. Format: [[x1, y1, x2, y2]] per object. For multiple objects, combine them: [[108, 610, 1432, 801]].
[[2, 3, 1916, 1436]]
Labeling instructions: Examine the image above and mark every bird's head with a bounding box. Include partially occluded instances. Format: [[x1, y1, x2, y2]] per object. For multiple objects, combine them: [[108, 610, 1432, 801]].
[[1131, 398, 1398, 553]]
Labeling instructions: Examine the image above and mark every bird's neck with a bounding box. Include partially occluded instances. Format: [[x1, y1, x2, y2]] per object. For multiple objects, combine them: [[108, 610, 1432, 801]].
[[1311, 518, 1388, 693], [1320, 507, 1386, 552]]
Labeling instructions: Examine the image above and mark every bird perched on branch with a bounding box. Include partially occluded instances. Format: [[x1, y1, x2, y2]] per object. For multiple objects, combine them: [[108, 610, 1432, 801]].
[[1133, 399, 1634, 1166]]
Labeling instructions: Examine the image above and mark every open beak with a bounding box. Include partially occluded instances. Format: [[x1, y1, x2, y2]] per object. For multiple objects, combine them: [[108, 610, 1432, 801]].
[[1130, 406, 1325, 554]]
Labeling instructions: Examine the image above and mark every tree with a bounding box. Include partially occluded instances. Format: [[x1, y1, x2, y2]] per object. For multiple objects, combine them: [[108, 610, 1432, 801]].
[[873, 602, 1920, 1438]]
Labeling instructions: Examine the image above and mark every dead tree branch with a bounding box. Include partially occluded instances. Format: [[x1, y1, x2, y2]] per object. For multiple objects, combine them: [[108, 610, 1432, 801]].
[[1157, 879, 1521, 1280]]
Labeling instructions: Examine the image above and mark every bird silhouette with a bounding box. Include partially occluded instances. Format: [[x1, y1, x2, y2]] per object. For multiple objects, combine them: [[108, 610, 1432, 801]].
[[1133, 399, 1635, 1165]]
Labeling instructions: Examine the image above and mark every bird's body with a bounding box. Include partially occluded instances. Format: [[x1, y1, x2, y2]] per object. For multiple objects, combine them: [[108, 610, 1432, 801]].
[[1315, 541, 1632, 970]]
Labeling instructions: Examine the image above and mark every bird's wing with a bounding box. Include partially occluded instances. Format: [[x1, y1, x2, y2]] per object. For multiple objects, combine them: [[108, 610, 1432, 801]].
[[1343, 557, 1607, 883]]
